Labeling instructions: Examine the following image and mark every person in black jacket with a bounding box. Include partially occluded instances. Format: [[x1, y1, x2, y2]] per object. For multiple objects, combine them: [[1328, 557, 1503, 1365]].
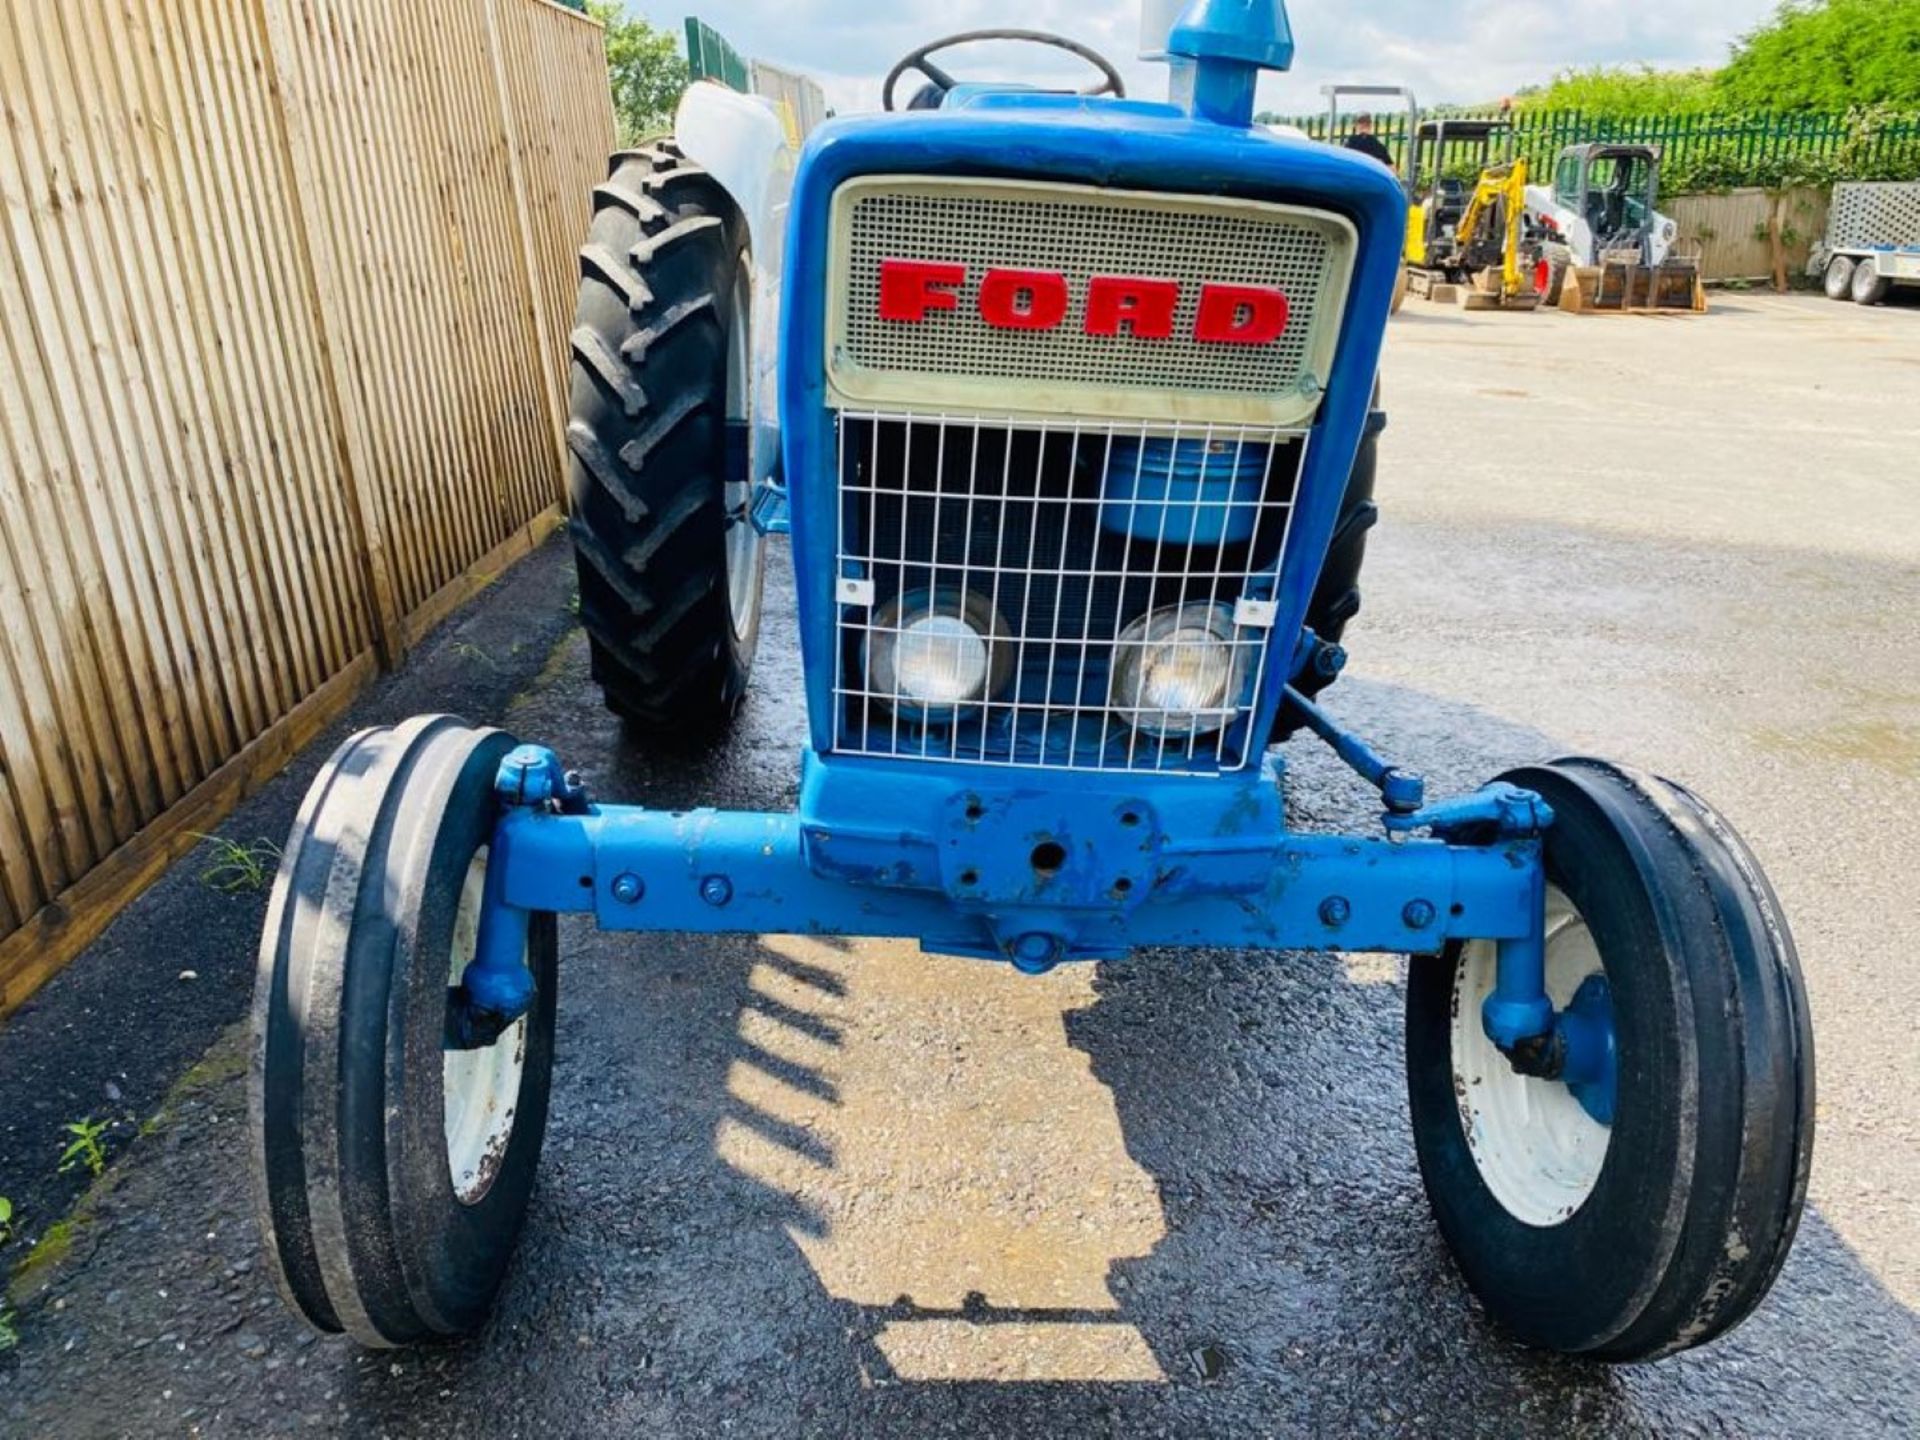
[[1342, 114, 1395, 168]]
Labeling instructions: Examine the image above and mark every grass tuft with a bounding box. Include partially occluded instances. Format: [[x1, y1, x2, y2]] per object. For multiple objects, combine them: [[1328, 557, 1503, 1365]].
[[191, 832, 283, 894]]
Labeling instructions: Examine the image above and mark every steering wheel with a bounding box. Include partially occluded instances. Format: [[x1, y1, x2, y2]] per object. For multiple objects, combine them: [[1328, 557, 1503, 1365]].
[[882, 29, 1126, 112]]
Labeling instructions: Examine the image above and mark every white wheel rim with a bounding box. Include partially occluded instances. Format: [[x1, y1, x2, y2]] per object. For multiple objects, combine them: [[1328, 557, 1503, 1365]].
[[723, 260, 763, 642], [443, 847, 528, 1206], [1449, 885, 1611, 1227]]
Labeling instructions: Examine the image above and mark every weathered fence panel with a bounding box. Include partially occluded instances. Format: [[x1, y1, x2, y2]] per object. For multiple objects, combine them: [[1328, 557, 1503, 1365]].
[[1668, 186, 1831, 282], [0, 0, 613, 1011]]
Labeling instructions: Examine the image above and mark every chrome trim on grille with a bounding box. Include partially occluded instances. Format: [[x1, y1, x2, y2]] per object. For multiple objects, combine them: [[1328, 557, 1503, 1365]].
[[832, 409, 1306, 774]]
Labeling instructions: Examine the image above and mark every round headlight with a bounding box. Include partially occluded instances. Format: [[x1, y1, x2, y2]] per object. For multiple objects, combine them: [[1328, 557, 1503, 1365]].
[[865, 588, 1011, 721], [1109, 602, 1247, 737]]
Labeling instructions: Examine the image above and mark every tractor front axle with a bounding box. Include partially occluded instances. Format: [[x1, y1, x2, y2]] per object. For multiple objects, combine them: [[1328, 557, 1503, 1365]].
[[449, 744, 1575, 1061]]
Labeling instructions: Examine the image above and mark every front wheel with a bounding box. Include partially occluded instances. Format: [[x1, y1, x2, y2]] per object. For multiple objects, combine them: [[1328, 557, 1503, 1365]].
[[1823, 253, 1856, 300], [1536, 242, 1571, 307], [249, 717, 558, 1347], [1406, 758, 1813, 1362]]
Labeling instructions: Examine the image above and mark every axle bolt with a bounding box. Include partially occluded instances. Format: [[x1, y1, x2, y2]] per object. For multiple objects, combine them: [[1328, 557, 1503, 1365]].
[[1319, 896, 1351, 928], [1010, 931, 1063, 975], [699, 874, 733, 907], [610, 872, 644, 905], [1403, 898, 1437, 930]]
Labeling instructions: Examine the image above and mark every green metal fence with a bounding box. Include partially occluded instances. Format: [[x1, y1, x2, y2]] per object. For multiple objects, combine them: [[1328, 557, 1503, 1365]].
[[1270, 108, 1920, 192], [684, 15, 749, 93]]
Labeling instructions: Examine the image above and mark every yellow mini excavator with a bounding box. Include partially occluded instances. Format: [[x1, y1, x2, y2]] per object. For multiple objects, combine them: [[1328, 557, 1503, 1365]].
[[1403, 119, 1541, 311]]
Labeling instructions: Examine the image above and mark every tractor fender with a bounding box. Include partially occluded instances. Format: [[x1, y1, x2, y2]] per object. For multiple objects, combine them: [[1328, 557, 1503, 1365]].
[[674, 81, 792, 485]]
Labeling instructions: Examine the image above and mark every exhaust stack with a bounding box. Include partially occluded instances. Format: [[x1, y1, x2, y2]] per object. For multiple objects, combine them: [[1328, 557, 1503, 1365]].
[[1139, 0, 1295, 128]]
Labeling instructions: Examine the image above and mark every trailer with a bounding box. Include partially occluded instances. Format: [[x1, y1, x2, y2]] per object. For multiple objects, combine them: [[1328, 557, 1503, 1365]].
[[1815, 181, 1920, 305]]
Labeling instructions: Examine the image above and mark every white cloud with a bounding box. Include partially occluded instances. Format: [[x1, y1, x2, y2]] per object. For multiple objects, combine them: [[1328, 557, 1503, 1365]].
[[645, 0, 1777, 117]]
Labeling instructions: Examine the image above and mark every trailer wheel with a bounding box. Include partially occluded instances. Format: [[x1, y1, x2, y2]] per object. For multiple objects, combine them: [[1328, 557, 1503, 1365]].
[[1823, 254, 1856, 300], [1849, 256, 1890, 306], [567, 144, 764, 734], [249, 717, 558, 1347], [1405, 758, 1814, 1361]]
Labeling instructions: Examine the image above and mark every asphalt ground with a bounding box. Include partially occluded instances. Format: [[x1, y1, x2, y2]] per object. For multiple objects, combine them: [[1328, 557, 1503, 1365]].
[[1, 290, 1916, 1437]]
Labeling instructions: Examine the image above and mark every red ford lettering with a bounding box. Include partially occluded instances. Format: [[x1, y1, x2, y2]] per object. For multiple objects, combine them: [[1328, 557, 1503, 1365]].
[[977, 268, 1071, 330], [878, 260, 1289, 345], [1083, 276, 1180, 339], [878, 258, 967, 321], [1193, 282, 1290, 345]]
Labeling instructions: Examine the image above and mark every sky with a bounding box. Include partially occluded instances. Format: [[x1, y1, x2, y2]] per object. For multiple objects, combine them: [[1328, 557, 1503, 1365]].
[[659, 0, 1783, 117]]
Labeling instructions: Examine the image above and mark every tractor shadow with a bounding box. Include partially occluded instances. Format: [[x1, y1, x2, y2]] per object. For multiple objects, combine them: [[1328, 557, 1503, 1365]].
[[336, 571, 1917, 1437]]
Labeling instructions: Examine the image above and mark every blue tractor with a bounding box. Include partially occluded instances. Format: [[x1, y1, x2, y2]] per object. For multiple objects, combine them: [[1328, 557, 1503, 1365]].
[[249, 1, 1813, 1361]]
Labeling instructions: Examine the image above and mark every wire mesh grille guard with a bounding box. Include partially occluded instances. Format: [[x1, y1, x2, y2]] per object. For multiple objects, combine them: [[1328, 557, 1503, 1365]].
[[833, 410, 1307, 774]]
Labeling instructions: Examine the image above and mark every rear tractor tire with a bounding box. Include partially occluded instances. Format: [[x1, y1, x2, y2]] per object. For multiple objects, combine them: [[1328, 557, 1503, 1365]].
[[1275, 391, 1383, 738], [1406, 759, 1814, 1362], [250, 718, 558, 1347], [567, 143, 765, 736]]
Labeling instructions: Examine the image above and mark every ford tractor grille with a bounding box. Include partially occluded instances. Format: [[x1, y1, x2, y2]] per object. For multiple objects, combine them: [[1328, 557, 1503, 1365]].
[[832, 410, 1307, 774], [827, 176, 1357, 428]]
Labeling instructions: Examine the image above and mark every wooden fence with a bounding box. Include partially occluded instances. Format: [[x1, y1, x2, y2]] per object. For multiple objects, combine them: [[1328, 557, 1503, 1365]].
[[1668, 186, 1832, 284], [0, 0, 613, 1013]]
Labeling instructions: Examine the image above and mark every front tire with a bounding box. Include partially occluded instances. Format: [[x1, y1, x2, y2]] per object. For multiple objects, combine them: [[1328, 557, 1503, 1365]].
[[249, 718, 558, 1347], [1537, 242, 1572, 307], [1406, 759, 1813, 1361], [567, 144, 765, 735]]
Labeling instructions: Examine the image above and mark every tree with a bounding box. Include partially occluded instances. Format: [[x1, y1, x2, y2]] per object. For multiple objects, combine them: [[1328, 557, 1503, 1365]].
[[1517, 65, 1718, 118], [584, 3, 689, 144], [1717, 0, 1920, 111]]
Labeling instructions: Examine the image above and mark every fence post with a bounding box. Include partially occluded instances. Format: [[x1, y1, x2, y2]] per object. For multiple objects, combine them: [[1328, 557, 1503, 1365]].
[[248, 0, 407, 667]]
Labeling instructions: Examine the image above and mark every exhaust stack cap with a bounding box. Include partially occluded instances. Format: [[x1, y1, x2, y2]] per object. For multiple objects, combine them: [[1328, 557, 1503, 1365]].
[[1147, 0, 1295, 127], [1165, 0, 1294, 71]]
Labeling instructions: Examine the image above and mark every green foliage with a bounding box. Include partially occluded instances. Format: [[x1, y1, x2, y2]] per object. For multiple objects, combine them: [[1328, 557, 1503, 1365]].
[[1280, 103, 1920, 196], [57, 1119, 109, 1179], [0, 1307, 16, 1352], [193, 833, 283, 895], [0, 1195, 13, 1247], [1518, 66, 1718, 119], [1654, 108, 1920, 193], [1719, 0, 1920, 112], [585, 3, 689, 146]]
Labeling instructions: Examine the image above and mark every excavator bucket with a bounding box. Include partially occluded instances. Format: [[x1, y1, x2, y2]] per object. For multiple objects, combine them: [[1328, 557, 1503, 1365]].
[[1460, 266, 1541, 311], [1561, 256, 1707, 314]]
